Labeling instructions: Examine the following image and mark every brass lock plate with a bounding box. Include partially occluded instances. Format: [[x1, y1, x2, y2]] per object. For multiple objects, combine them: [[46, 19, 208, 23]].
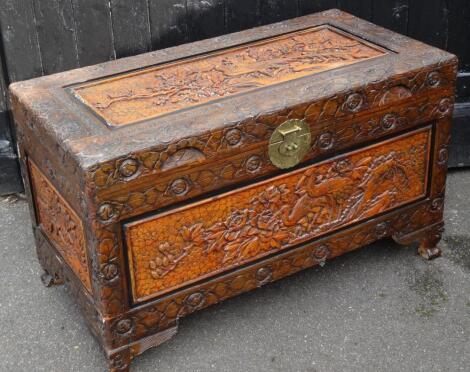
[[269, 119, 311, 169]]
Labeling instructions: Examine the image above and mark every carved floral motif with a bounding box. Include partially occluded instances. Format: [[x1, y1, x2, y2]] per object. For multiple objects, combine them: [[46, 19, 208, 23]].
[[18, 11, 458, 370], [179, 151, 416, 265], [149, 242, 190, 279], [87, 65, 455, 197], [119, 159, 139, 178], [123, 200, 445, 341], [73, 26, 385, 126], [29, 160, 91, 291], [181, 185, 292, 264], [126, 130, 430, 301], [95, 94, 452, 224]]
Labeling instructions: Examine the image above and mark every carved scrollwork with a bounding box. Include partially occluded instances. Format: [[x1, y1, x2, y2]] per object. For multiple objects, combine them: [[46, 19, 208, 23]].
[[427, 71, 441, 87], [115, 318, 134, 335], [170, 178, 190, 196], [119, 159, 139, 178], [437, 147, 449, 166], [316, 131, 335, 150], [98, 203, 118, 222], [343, 92, 364, 112], [256, 267, 273, 284]]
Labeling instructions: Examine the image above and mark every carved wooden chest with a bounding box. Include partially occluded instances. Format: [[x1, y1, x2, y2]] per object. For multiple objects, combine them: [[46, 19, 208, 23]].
[[10, 10, 457, 371]]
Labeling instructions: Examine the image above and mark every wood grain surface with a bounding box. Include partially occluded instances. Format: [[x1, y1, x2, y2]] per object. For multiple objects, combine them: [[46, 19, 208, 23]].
[[126, 128, 431, 302], [72, 25, 386, 126], [28, 160, 91, 292], [10, 10, 458, 371]]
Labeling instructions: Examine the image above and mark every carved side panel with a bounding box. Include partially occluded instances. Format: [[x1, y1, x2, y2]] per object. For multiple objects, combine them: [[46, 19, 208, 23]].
[[72, 25, 386, 126], [28, 160, 91, 292], [125, 128, 431, 302]]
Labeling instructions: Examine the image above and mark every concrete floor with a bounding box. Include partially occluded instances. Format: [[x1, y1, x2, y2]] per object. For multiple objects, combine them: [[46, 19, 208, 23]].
[[0, 170, 469, 372]]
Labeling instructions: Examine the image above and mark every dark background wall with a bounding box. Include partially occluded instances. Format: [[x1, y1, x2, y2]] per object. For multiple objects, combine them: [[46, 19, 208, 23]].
[[0, 0, 469, 194]]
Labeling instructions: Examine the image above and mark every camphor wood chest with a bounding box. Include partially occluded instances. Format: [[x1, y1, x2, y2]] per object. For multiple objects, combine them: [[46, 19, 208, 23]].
[[10, 10, 457, 371]]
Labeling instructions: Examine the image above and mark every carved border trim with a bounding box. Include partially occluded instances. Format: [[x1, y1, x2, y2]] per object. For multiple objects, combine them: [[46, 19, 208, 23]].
[[86, 63, 457, 196], [107, 199, 442, 348], [94, 94, 454, 223]]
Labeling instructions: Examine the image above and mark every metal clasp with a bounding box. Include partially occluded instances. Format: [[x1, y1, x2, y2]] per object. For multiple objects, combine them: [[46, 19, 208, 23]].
[[268, 119, 311, 169]]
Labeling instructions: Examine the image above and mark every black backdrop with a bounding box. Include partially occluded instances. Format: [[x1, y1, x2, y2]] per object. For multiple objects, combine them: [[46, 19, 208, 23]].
[[0, 0, 469, 194]]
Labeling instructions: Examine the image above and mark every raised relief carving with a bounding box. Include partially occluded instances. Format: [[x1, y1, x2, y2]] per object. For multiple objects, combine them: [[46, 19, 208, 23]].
[[255, 267, 273, 285], [125, 129, 431, 301], [28, 160, 91, 291], [93, 94, 451, 225], [343, 93, 365, 112], [149, 242, 190, 279], [170, 178, 190, 196], [87, 68, 455, 194], [119, 159, 139, 178], [427, 71, 441, 87], [160, 148, 207, 171], [183, 184, 292, 264], [73, 26, 386, 126], [311, 244, 330, 265], [437, 98, 452, 115], [128, 200, 444, 338], [97, 203, 118, 222], [245, 155, 262, 173]]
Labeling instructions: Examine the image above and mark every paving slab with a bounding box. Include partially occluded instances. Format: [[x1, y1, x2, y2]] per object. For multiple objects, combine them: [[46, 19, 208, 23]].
[[0, 170, 469, 372]]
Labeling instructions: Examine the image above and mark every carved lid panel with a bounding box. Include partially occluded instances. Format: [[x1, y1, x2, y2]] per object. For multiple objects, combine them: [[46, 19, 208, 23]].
[[71, 25, 386, 127], [125, 127, 431, 303]]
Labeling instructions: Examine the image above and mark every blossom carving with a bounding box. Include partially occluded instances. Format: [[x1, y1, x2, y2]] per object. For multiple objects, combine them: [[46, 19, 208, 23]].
[[74, 26, 385, 126], [149, 241, 190, 279], [179, 186, 291, 264], [128, 131, 430, 299], [176, 149, 418, 266], [29, 161, 91, 291]]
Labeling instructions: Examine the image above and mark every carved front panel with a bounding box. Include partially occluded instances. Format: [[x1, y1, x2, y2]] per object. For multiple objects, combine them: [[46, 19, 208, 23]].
[[72, 25, 386, 126], [125, 128, 431, 302], [28, 160, 91, 291]]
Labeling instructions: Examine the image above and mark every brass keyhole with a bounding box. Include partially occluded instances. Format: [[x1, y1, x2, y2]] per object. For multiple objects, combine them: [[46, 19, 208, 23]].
[[279, 142, 299, 156]]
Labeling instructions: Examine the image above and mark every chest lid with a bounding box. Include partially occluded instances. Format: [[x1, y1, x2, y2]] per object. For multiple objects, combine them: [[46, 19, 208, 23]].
[[11, 9, 457, 199], [71, 24, 386, 127]]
